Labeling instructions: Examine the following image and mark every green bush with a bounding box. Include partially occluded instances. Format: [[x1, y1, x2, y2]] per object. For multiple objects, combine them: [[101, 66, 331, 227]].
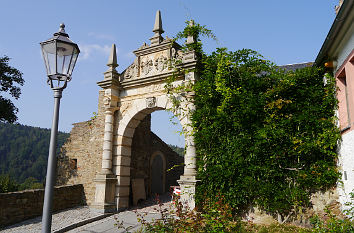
[[0, 174, 19, 193], [18, 177, 43, 190], [310, 209, 354, 233], [134, 194, 244, 233], [129, 195, 312, 233], [193, 47, 340, 219]]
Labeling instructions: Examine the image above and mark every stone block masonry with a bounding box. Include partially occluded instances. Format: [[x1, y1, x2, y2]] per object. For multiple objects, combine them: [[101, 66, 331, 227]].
[[0, 184, 84, 227]]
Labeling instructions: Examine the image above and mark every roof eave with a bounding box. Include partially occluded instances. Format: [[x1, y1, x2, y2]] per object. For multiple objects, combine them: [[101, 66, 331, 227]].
[[314, 0, 354, 66]]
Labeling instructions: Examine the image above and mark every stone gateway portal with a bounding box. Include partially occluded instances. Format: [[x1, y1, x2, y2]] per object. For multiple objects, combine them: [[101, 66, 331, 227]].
[[57, 10, 198, 213]]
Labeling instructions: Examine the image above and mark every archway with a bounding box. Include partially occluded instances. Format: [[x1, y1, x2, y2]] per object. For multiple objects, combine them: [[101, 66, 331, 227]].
[[112, 97, 187, 210], [93, 10, 198, 213]]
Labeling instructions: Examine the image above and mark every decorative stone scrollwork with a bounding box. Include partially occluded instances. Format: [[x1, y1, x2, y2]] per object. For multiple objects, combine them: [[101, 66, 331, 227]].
[[103, 96, 111, 109], [185, 72, 193, 81], [141, 58, 153, 75], [123, 59, 138, 79], [154, 55, 167, 72], [171, 48, 183, 60], [146, 97, 156, 108], [183, 51, 195, 62]]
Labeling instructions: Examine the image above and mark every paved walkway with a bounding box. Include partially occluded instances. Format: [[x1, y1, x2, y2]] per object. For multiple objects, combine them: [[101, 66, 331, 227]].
[[67, 209, 161, 233], [1, 194, 172, 233]]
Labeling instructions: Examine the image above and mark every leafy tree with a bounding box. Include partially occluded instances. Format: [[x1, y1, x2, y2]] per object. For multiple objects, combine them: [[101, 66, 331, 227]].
[[0, 55, 24, 123], [18, 177, 43, 190], [0, 174, 19, 193]]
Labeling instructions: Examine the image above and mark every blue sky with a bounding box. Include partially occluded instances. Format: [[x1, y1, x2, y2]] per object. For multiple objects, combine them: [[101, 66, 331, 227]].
[[0, 0, 338, 147]]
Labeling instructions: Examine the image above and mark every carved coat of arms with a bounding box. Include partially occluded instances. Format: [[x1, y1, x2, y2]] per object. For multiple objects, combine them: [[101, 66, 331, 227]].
[[141, 59, 153, 75], [146, 97, 156, 108], [154, 55, 167, 72]]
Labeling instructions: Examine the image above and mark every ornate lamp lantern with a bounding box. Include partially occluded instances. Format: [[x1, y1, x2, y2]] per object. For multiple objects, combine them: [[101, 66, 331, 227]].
[[40, 24, 79, 233], [40, 23, 80, 89]]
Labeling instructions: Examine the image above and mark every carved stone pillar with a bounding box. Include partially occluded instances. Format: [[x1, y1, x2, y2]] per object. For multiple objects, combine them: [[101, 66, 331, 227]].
[[101, 108, 114, 174], [92, 106, 116, 213], [177, 33, 200, 209], [182, 97, 197, 177], [178, 91, 199, 210], [92, 44, 120, 213]]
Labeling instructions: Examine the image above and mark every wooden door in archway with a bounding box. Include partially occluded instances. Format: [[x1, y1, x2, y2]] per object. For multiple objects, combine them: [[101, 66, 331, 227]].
[[151, 154, 164, 194]]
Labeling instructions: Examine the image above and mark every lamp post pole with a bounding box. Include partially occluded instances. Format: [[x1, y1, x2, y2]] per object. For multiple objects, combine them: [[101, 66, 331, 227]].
[[42, 89, 62, 233], [40, 23, 80, 233]]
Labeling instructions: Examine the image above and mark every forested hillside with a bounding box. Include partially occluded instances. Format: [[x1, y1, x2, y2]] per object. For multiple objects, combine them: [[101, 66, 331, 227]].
[[168, 144, 184, 157], [0, 123, 69, 184]]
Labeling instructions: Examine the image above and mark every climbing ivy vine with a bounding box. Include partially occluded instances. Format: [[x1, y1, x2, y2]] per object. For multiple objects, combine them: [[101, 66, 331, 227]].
[[168, 20, 341, 222]]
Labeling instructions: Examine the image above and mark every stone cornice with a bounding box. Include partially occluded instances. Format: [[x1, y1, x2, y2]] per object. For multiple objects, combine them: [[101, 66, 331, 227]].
[[121, 70, 183, 89], [97, 78, 121, 89], [133, 39, 180, 57]]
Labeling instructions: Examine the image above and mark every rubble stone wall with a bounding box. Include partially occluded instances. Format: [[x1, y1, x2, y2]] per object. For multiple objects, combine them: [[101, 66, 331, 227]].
[[246, 188, 342, 227], [0, 184, 84, 227]]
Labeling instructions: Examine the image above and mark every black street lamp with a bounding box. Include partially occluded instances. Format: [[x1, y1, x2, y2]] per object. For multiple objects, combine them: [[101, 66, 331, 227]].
[[40, 23, 80, 233]]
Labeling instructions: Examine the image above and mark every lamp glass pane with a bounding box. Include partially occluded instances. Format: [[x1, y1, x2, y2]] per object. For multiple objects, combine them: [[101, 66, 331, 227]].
[[62, 54, 72, 75], [41, 42, 56, 76], [47, 53, 56, 75], [56, 41, 75, 75], [68, 47, 79, 76], [41, 45, 50, 75]]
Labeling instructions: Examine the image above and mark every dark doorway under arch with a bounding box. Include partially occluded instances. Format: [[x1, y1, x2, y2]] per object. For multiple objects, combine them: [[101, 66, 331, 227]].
[[151, 153, 164, 195]]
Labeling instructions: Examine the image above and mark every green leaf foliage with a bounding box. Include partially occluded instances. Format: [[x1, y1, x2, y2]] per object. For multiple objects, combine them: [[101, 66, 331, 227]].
[[0, 174, 19, 193], [175, 20, 216, 57], [193, 48, 341, 217], [0, 56, 24, 123]]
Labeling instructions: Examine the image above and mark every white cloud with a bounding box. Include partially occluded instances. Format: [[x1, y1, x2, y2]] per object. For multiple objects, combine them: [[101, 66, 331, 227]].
[[88, 32, 115, 41], [78, 44, 111, 60]]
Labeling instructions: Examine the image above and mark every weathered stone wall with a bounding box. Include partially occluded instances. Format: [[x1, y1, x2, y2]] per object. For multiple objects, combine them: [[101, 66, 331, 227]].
[[56, 90, 105, 205], [245, 188, 342, 226], [0, 184, 84, 227]]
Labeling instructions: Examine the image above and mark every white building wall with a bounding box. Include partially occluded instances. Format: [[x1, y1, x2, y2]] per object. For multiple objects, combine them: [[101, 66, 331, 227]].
[[334, 17, 354, 210], [338, 127, 354, 209]]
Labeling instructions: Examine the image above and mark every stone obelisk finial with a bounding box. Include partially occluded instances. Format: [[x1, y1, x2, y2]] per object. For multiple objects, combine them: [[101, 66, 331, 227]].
[[103, 44, 119, 81], [107, 44, 118, 69], [153, 10, 164, 35], [150, 10, 164, 46], [186, 20, 196, 45]]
